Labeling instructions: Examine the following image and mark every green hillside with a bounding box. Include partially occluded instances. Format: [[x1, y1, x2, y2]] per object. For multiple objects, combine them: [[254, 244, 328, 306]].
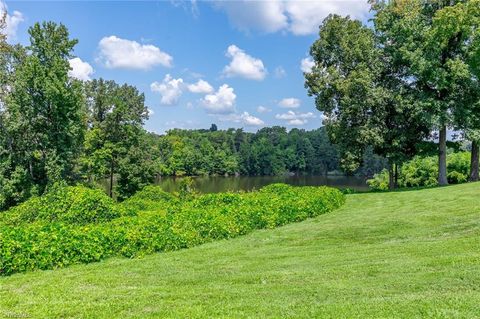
[[1, 183, 480, 318]]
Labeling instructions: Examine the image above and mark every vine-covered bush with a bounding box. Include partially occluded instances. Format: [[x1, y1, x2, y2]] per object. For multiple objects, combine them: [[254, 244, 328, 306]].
[[120, 185, 178, 214], [0, 184, 345, 276], [0, 185, 127, 226], [367, 152, 471, 191]]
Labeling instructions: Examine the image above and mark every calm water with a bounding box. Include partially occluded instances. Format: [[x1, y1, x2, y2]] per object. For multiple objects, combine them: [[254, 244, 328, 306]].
[[153, 175, 369, 193]]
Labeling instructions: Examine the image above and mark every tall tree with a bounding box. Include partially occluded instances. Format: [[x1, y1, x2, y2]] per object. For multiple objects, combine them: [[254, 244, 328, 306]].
[[81, 78, 150, 199], [372, 0, 478, 185], [305, 14, 429, 189], [0, 22, 85, 209]]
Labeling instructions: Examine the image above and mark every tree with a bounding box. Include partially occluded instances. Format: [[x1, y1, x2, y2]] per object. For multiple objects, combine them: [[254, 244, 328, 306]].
[[209, 123, 218, 132], [0, 21, 85, 209], [81, 79, 150, 199], [305, 14, 429, 189], [372, 0, 478, 185]]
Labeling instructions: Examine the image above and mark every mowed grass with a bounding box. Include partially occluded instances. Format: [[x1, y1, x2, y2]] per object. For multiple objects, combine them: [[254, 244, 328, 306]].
[[1, 183, 480, 318]]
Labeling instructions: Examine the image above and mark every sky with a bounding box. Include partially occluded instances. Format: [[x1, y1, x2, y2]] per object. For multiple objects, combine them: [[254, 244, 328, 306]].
[[1, 0, 370, 134]]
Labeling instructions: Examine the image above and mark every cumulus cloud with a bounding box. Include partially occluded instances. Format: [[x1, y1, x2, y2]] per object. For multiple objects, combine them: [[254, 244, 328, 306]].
[[220, 111, 265, 127], [151, 76, 216, 105], [278, 98, 301, 108], [275, 110, 315, 125], [214, 0, 369, 36], [201, 84, 236, 114], [214, 1, 287, 33], [97, 36, 173, 70], [257, 105, 271, 113], [151, 74, 184, 105], [68, 58, 94, 81], [301, 57, 315, 73], [223, 45, 267, 81], [187, 79, 214, 94], [238, 112, 264, 126], [0, 1, 23, 41]]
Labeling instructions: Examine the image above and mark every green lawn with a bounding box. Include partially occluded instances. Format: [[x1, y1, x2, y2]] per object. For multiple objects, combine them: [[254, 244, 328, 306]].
[[1, 183, 480, 318]]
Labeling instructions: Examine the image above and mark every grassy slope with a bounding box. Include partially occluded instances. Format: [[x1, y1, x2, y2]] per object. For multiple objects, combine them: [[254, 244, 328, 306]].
[[1, 183, 480, 318]]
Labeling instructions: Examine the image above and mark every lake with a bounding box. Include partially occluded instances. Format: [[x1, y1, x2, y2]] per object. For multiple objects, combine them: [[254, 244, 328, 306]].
[[153, 175, 369, 193]]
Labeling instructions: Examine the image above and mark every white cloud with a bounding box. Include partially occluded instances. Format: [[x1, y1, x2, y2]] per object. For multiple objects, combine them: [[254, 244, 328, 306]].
[[97, 36, 173, 70], [202, 84, 236, 114], [278, 98, 301, 108], [151, 76, 216, 105], [223, 45, 267, 81], [187, 79, 214, 94], [214, 1, 287, 33], [301, 57, 315, 73], [213, 0, 369, 36], [275, 110, 315, 125], [148, 108, 154, 116], [68, 58, 94, 81], [0, 2, 23, 41], [220, 111, 265, 126], [239, 112, 264, 126], [151, 74, 184, 105], [257, 105, 271, 113], [274, 66, 286, 78]]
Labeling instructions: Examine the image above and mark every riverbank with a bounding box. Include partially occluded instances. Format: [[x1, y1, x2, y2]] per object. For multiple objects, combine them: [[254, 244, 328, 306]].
[[1, 182, 479, 317]]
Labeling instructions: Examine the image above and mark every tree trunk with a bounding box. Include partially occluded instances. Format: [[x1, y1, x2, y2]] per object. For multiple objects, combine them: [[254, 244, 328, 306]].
[[394, 163, 399, 189], [438, 126, 448, 186], [388, 163, 395, 190], [109, 158, 114, 198], [469, 140, 479, 182]]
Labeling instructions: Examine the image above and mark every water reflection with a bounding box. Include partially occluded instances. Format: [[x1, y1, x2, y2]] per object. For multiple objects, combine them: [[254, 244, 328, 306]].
[[154, 175, 369, 193]]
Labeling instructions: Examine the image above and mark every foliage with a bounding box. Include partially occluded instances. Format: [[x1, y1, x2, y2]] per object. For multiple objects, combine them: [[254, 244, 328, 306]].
[[368, 152, 471, 190], [0, 22, 85, 209], [0, 184, 126, 226], [120, 185, 178, 213], [371, 0, 480, 185], [0, 184, 345, 276], [80, 79, 150, 200], [305, 14, 430, 179]]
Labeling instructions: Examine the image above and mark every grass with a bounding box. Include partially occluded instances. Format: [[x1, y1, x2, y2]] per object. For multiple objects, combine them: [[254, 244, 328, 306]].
[[1, 183, 480, 318]]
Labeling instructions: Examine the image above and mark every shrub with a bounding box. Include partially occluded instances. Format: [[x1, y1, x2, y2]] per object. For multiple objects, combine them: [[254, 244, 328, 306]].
[[367, 152, 471, 191], [367, 169, 390, 191], [0, 184, 345, 276], [446, 152, 470, 184], [401, 156, 438, 188], [120, 185, 178, 213], [0, 185, 126, 226]]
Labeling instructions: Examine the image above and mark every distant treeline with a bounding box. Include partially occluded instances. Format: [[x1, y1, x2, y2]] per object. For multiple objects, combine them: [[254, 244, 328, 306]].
[[145, 126, 386, 178]]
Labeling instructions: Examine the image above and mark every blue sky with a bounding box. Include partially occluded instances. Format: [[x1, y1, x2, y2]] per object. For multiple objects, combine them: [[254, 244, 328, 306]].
[[1, 0, 370, 133]]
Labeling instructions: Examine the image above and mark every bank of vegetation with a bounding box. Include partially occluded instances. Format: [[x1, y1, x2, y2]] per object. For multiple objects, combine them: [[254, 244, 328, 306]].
[[0, 183, 345, 276]]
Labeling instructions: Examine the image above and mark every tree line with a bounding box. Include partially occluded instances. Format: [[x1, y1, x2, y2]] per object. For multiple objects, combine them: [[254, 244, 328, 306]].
[[0, 17, 386, 209], [305, 0, 480, 189]]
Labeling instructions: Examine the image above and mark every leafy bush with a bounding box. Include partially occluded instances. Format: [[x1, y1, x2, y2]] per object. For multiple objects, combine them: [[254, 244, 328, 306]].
[[401, 156, 438, 188], [447, 152, 470, 184], [0, 185, 127, 226], [120, 185, 178, 213], [366, 169, 390, 191], [367, 152, 471, 191], [0, 184, 345, 276]]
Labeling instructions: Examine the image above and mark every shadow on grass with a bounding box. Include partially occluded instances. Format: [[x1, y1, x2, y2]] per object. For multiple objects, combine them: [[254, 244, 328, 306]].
[[352, 180, 480, 195]]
